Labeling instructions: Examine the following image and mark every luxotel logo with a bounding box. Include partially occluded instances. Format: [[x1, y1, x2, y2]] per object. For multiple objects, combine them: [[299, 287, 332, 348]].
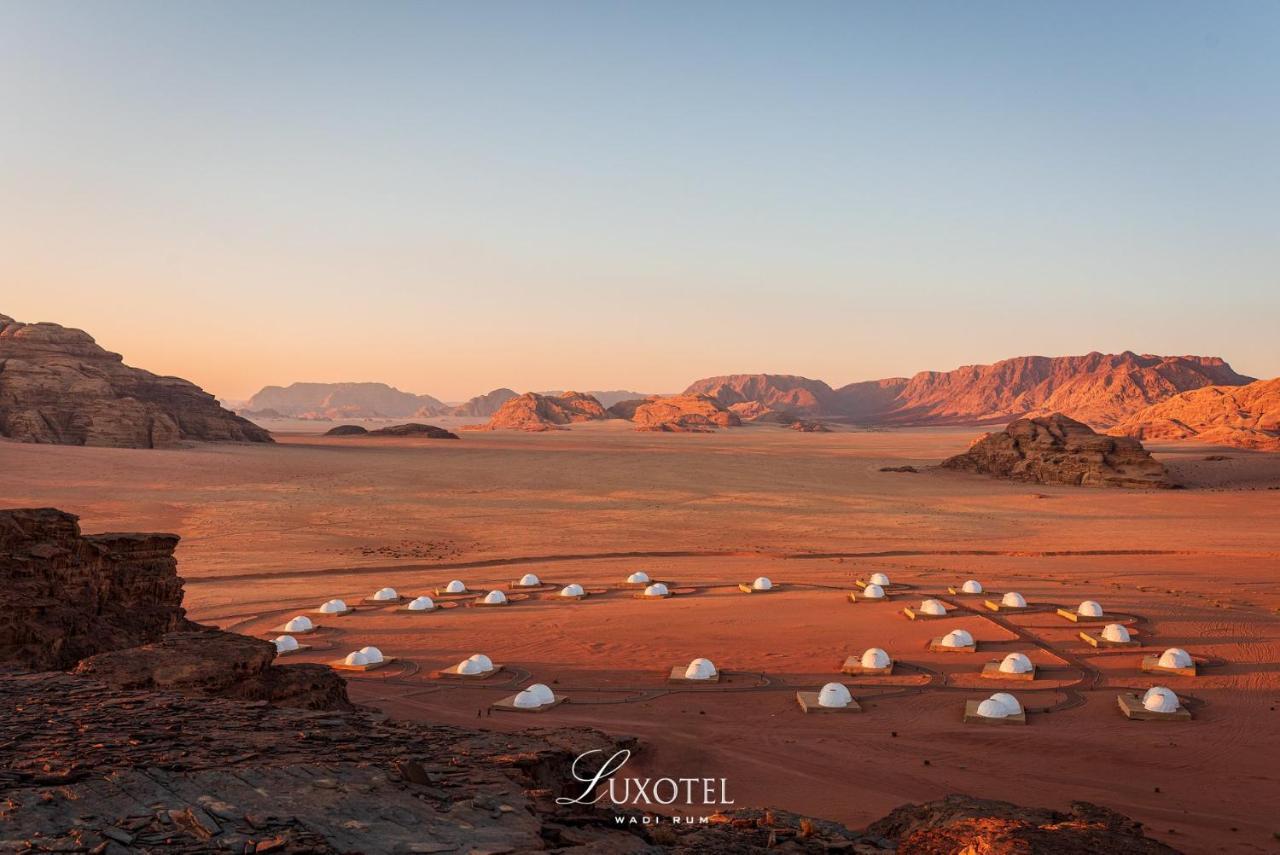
[[556, 749, 734, 825]]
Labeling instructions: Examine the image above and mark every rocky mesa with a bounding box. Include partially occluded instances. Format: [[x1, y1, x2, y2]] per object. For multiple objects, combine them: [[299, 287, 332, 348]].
[[1110, 377, 1280, 451], [244, 381, 446, 420], [476, 391, 611, 431], [0, 313, 272, 448], [941, 413, 1172, 488]]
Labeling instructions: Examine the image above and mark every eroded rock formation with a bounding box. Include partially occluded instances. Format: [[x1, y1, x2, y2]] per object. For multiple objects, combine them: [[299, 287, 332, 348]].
[[0, 508, 348, 709], [368, 423, 459, 439], [477, 391, 611, 431], [941, 414, 1171, 488], [686, 374, 838, 417], [1111, 378, 1280, 451], [0, 313, 272, 447], [614, 394, 741, 432]]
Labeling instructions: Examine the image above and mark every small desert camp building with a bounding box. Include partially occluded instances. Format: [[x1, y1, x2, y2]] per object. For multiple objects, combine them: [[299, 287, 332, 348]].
[[1117, 685, 1191, 721], [669, 657, 718, 683], [560, 583, 585, 598], [639, 582, 670, 599], [904, 598, 949, 619], [983, 652, 1035, 681], [283, 615, 314, 633], [869, 572, 891, 586], [625, 570, 651, 585], [513, 573, 541, 588], [843, 647, 893, 675], [966, 691, 1026, 724], [1058, 600, 1105, 622], [931, 628, 976, 653], [1081, 622, 1139, 648], [1143, 647, 1197, 677], [370, 587, 399, 602], [406, 595, 436, 611], [492, 682, 561, 712], [797, 682, 862, 713], [740, 576, 774, 592], [442, 580, 468, 594], [481, 589, 509, 605], [274, 635, 299, 653], [317, 598, 350, 615], [443, 653, 498, 678]]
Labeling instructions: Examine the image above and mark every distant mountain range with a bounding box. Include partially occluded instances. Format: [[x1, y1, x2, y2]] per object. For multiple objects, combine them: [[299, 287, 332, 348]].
[[242, 385, 655, 419]]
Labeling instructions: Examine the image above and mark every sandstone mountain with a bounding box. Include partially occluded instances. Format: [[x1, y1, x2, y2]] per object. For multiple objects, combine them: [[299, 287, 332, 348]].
[[612, 393, 742, 432], [541, 389, 656, 408], [941, 413, 1171, 488], [1110, 377, 1280, 451], [450, 387, 518, 417], [685, 373, 838, 417], [0, 313, 271, 448], [245, 381, 446, 420], [477, 391, 611, 431], [687, 353, 1252, 428]]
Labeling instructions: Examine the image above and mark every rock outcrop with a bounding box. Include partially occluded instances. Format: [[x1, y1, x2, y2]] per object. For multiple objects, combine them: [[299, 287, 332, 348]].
[[685, 374, 838, 417], [74, 629, 351, 710], [450, 387, 519, 417], [685, 353, 1252, 428], [0, 508, 348, 709], [0, 508, 190, 670], [942, 414, 1171, 488], [367, 423, 460, 439], [0, 313, 272, 447], [789, 420, 832, 432], [477, 391, 611, 431], [323, 424, 369, 436], [245, 382, 446, 420], [864, 794, 1177, 854], [614, 394, 742, 432], [1110, 378, 1280, 451]]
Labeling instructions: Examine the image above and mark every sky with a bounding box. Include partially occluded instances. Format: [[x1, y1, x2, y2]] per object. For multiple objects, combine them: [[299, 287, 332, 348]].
[[2, 1, 1277, 402]]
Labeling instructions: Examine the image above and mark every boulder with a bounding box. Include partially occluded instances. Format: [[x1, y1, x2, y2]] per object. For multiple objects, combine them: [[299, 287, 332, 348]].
[[0, 313, 272, 447], [324, 424, 369, 436], [941, 414, 1171, 488], [367, 423, 459, 439]]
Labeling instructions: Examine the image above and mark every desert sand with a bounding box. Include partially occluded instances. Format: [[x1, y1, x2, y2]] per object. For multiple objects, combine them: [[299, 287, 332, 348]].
[[3, 422, 1279, 851]]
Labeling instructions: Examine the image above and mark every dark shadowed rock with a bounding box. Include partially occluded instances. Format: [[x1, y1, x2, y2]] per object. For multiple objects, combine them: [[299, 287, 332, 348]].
[[324, 424, 369, 436], [0, 313, 272, 447], [367, 422, 459, 439], [941, 414, 1171, 488]]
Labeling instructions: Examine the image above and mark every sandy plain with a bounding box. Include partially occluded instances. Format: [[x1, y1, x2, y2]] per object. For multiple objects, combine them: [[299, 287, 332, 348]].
[[4, 421, 1280, 853]]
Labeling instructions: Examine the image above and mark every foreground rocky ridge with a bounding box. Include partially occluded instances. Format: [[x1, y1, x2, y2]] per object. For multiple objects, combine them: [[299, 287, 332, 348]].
[[0, 313, 271, 448], [0, 508, 347, 709], [942, 414, 1171, 488], [1111, 377, 1280, 451]]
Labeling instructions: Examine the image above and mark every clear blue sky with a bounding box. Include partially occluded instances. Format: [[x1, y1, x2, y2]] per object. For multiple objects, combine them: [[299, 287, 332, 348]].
[[2, 1, 1277, 400]]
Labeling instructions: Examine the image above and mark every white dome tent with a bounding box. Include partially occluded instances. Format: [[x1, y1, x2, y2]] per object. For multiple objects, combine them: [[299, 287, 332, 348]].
[[1118, 684, 1191, 720], [316, 599, 350, 615], [967, 691, 1025, 724], [344, 651, 370, 667], [982, 651, 1035, 680], [907, 598, 948, 619], [740, 576, 774, 593], [843, 646, 893, 675], [358, 646, 384, 664], [868, 572, 891, 587], [1103, 623, 1131, 643], [1083, 622, 1138, 649], [962, 580, 983, 594], [853, 583, 887, 602], [671, 657, 719, 682], [406, 595, 436, 612], [446, 653, 498, 678], [625, 570, 651, 585], [932, 628, 976, 653], [999, 591, 1027, 609], [282, 615, 314, 633], [273, 635, 300, 653], [638, 582, 670, 599], [479, 589, 509, 606], [1059, 600, 1105, 622], [560, 583, 586, 598], [369, 587, 399, 602], [1143, 646, 1197, 676], [514, 573, 541, 588], [495, 682, 560, 713], [441, 580, 468, 594], [797, 680, 863, 713], [334, 644, 392, 671]]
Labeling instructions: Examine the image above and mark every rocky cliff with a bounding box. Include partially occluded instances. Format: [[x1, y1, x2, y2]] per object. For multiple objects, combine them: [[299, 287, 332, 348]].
[[1110, 377, 1280, 451], [0, 508, 348, 709], [685, 374, 838, 417], [941, 414, 1171, 488], [0, 313, 272, 447], [244, 382, 446, 419], [477, 391, 611, 431], [612, 394, 742, 432]]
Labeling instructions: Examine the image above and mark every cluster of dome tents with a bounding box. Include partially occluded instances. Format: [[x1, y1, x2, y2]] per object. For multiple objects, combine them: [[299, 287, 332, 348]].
[[259, 568, 1200, 722]]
